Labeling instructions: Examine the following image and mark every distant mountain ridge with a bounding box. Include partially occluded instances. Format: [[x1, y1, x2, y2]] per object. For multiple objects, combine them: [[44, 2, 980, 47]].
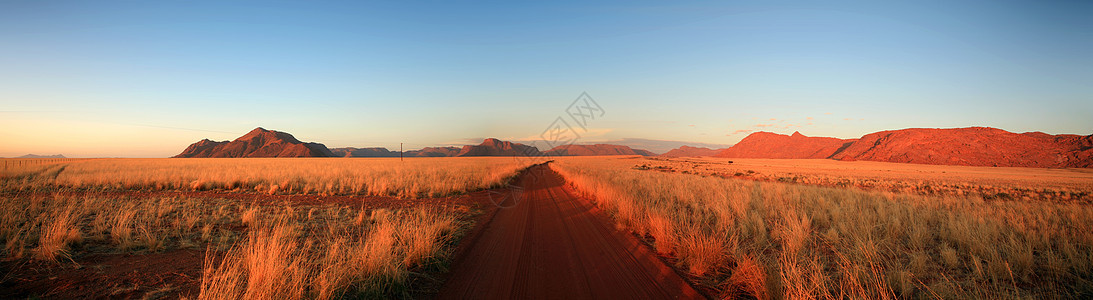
[[544, 144, 655, 156], [329, 146, 463, 157], [17, 154, 66, 159], [589, 138, 732, 154], [329, 147, 397, 157], [408, 146, 462, 157], [715, 127, 1093, 168], [175, 129, 547, 158], [175, 126, 1092, 167], [660, 146, 725, 158]]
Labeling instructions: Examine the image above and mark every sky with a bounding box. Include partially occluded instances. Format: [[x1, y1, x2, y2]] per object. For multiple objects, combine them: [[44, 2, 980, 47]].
[[1, 1, 1090, 157]]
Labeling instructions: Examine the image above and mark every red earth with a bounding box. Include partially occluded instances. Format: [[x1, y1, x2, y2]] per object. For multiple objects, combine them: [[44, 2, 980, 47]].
[[2, 249, 207, 299], [438, 164, 705, 299]]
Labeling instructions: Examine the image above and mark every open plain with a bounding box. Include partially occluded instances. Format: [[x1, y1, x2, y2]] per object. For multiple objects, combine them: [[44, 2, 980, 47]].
[[3, 156, 1092, 298]]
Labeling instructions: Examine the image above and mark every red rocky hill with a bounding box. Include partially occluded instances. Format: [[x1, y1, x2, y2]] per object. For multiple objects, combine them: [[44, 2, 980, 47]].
[[456, 138, 542, 157], [716, 131, 854, 159], [715, 127, 1093, 168], [829, 127, 1093, 168], [174, 127, 335, 158]]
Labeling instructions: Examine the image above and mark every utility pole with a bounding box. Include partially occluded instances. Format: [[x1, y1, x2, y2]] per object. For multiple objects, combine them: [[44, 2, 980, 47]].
[[400, 142, 403, 161]]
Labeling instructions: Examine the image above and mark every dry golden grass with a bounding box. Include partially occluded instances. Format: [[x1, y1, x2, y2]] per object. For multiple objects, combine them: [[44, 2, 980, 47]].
[[1, 157, 527, 298], [1, 157, 540, 198], [636, 157, 1093, 202], [33, 207, 82, 262], [198, 208, 458, 299], [1, 193, 255, 261], [0, 192, 464, 299], [554, 156, 1093, 299]]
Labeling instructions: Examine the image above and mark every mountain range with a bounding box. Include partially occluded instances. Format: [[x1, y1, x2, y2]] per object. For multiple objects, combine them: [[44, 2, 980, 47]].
[[175, 128, 656, 158], [544, 144, 656, 156], [174, 126, 1093, 168], [16, 154, 66, 159], [660, 146, 726, 158]]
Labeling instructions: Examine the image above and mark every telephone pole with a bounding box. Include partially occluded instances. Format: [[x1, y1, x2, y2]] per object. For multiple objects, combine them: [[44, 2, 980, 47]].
[[400, 142, 403, 161]]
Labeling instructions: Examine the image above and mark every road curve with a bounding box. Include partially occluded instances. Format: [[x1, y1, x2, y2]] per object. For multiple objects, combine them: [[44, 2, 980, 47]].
[[438, 164, 705, 299]]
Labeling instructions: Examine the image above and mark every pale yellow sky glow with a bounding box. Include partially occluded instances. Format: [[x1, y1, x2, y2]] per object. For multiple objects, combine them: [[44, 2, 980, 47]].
[[0, 116, 223, 158]]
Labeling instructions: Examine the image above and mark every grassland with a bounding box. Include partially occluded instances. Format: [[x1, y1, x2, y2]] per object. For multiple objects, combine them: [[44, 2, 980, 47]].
[[0, 192, 463, 298], [1, 157, 539, 198], [1, 157, 539, 298], [7, 156, 1091, 298], [554, 156, 1093, 299], [637, 157, 1093, 203]]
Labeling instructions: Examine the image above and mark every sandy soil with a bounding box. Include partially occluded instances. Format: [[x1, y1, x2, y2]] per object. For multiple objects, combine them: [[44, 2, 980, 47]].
[[438, 164, 705, 299]]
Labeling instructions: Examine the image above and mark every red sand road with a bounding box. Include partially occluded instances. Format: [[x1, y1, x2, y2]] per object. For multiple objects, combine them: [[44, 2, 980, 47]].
[[439, 164, 705, 299]]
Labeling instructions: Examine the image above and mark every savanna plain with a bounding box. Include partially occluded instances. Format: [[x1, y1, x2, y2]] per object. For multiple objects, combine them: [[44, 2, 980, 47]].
[[2, 156, 1092, 299], [555, 156, 1093, 299], [0, 157, 539, 299]]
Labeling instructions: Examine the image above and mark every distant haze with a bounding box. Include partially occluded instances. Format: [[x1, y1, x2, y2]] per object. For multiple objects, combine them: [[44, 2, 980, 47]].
[[568, 138, 731, 155], [15, 154, 66, 159]]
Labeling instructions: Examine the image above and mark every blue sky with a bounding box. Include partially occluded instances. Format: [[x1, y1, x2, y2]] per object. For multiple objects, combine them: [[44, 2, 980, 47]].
[[1, 1, 1090, 157]]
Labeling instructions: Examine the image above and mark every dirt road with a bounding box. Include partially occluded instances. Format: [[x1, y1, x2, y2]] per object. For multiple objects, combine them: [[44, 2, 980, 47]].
[[438, 164, 705, 299]]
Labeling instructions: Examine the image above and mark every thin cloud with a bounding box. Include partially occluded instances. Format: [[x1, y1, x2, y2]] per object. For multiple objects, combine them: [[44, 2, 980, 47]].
[[728, 129, 754, 135], [754, 124, 774, 128]]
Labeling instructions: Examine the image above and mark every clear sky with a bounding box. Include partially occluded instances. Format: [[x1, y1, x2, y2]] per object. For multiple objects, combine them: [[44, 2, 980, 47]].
[[2, 1, 1090, 157]]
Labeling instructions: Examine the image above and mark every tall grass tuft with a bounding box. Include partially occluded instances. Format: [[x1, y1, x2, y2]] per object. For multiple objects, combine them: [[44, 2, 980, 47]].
[[198, 208, 458, 299], [34, 208, 82, 262]]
